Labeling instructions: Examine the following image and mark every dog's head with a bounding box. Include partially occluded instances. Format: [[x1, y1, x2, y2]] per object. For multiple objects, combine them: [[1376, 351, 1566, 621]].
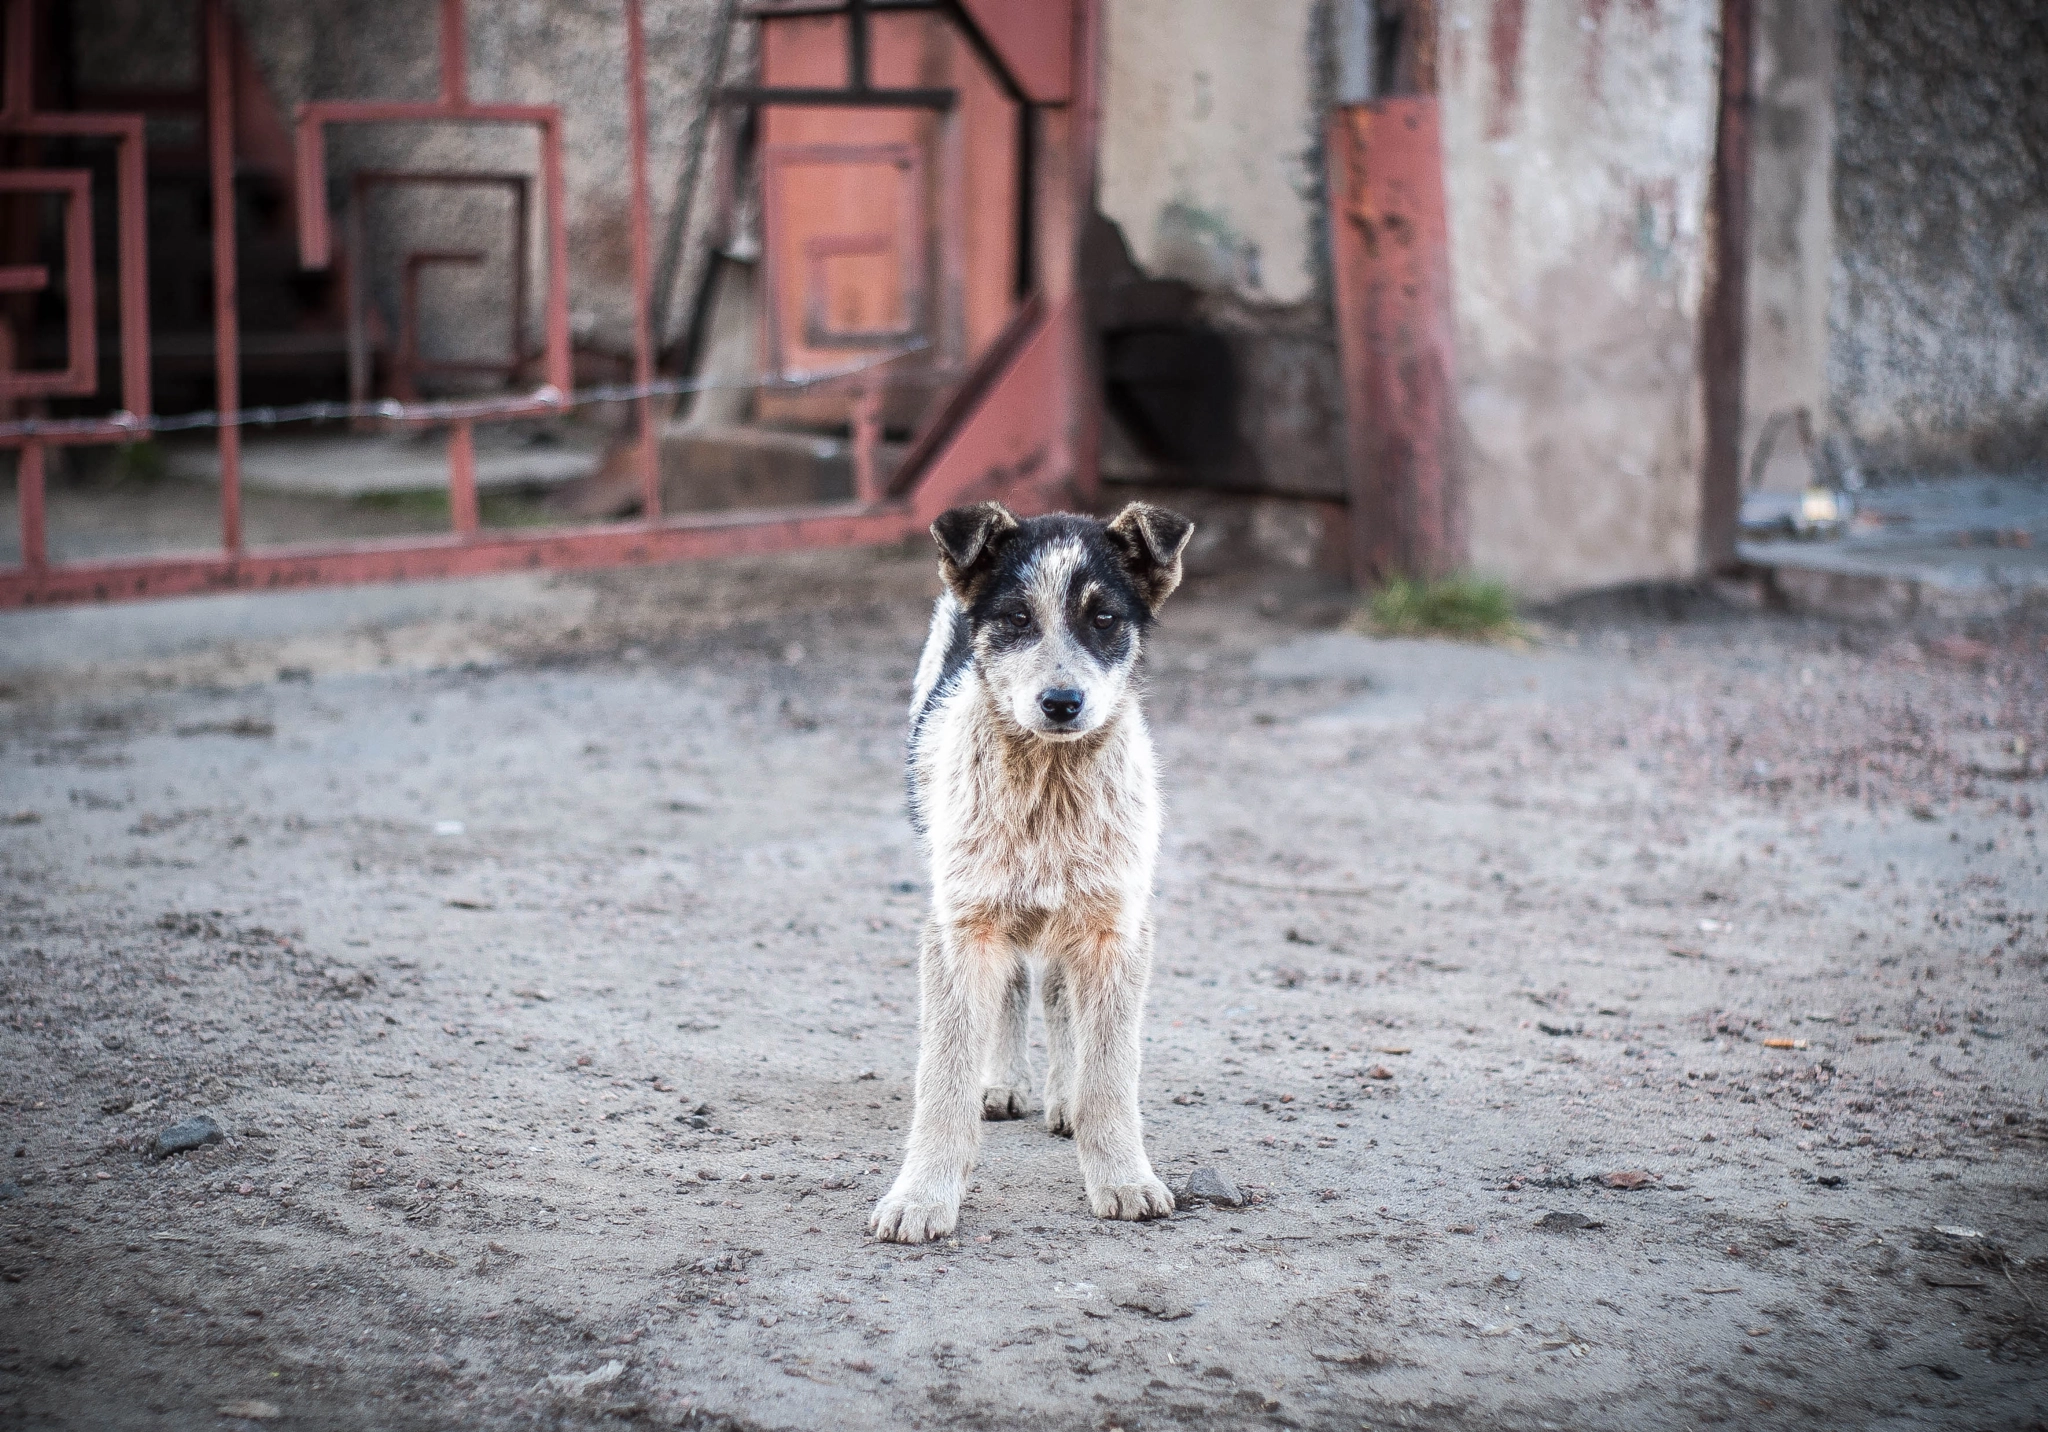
[[931, 501, 1195, 740]]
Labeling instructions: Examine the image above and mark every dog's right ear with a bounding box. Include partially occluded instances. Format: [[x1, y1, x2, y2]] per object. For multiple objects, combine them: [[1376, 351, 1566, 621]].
[[931, 501, 1018, 598]]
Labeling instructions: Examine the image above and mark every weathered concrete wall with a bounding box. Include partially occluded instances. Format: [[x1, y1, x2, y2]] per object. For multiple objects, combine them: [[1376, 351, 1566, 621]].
[[70, 0, 200, 89], [216, 0, 734, 378], [1439, 0, 1722, 597], [1743, 0, 1835, 495], [1830, 0, 2048, 476], [1098, 0, 1324, 305], [1097, 0, 1728, 585], [1199, 292, 1348, 499], [1096, 0, 1347, 499]]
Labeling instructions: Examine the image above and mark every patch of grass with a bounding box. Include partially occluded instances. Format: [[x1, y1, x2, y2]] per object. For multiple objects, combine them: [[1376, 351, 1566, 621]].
[[110, 440, 168, 484], [1356, 574, 1522, 641], [353, 489, 450, 516], [350, 488, 558, 528], [63, 439, 166, 487]]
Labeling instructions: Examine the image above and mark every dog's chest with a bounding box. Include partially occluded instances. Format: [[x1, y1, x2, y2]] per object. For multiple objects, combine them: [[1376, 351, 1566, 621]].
[[921, 696, 1157, 908]]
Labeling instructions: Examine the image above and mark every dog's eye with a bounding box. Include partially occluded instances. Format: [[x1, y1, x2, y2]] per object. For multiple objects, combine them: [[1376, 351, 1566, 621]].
[[1092, 612, 1117, 629], [1007, 610, 1032, 629]]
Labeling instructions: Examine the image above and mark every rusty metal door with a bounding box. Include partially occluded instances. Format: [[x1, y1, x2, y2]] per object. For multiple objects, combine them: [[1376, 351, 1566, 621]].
[[748, 1, 1025, 436], [760, 138, 929, 425]]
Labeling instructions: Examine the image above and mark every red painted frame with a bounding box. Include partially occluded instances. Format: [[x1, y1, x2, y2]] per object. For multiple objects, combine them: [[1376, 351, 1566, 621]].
[[344, 171, 533, 409], [0, 0, 151, 419], [0, 169, 95, 397], [293, 103, 571, 401]]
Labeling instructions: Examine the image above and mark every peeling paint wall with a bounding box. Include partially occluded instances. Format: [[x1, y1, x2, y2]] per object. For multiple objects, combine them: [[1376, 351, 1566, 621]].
[[1830, 0, 2048, 475], [1095, 0, 1347, 499], [1097, 0, 1730, 589], [1439, 0, 1722, 597], [1098, 0, 1324, 306]]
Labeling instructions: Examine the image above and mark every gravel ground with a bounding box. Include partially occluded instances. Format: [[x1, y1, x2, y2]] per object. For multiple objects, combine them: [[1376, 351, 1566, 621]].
[[1, 545, 2044, 1431]]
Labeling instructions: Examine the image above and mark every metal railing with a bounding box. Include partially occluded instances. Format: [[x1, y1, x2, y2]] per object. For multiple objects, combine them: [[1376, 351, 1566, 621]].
[[0, 0, 1091, 609]]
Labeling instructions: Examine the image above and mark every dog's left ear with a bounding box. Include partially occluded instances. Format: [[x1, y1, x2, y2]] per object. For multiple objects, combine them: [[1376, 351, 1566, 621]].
[[1106, 503, 1195, 610], [931, 501, 1019, 600]]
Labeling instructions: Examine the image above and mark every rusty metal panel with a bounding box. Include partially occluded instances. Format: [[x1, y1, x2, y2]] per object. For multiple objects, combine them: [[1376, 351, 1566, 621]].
[[908, 292, 1078, 523], [804, 232, 912, 345], [1325, 98, 1463, 585], [763, 142, 928, 366], [754, 5, 1019, 430], [951, 11, 1023, 353], [754, 13, 936, 428], [956, 0, 1074, 103], [0, 503, 922, 608]]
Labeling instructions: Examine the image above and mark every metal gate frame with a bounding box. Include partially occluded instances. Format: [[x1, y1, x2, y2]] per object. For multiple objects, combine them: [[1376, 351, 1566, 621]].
[[345, 170, 535, 407], [0, 0, 1097, 609]]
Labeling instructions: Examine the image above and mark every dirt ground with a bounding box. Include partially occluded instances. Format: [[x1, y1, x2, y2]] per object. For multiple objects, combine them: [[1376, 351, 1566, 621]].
[[1, 543, 2044, 1431]]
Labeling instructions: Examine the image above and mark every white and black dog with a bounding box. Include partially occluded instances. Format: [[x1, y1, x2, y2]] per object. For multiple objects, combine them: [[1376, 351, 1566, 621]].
[[870, 499, 1195, 1244]]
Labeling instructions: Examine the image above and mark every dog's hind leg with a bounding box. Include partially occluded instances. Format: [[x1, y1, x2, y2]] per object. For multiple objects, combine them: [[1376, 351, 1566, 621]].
[[1056, 913, 1174, 1222], [871, 915, 1011, 1243], [1040, 959, 1076, 1136], [981, 954, 1033, 1119]]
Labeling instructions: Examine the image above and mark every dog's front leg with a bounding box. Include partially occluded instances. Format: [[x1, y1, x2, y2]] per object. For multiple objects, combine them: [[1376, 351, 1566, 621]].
[[870, 916, 1009, 1243], [1060, 917, 1174, 1222]]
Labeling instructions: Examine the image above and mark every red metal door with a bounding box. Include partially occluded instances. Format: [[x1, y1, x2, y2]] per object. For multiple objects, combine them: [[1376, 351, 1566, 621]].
[[750, 3, 1022, 435]]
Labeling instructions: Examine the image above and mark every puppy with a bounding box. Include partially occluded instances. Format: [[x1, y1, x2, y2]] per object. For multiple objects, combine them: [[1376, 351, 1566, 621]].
[[870, 499, 1195, 1244]]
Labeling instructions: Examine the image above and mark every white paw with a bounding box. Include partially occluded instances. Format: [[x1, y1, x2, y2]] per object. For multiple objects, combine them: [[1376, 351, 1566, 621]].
[[869, 1189, 958, 1244], [982, 1084, 1030, 1120], [1088, 1177, 1175, 1222], [1043, 1097, 1073, 1137]]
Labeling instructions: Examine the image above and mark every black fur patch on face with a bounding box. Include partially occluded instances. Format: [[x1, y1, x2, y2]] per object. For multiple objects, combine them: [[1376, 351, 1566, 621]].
[[928, 502, 1195, 627], [960, 514, 1150, 661]]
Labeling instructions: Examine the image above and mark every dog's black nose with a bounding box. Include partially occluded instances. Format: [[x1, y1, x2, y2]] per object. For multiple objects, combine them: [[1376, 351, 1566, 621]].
[[1039, 688, 1084, 724]]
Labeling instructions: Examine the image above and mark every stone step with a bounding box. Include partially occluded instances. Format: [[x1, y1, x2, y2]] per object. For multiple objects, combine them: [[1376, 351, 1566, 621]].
[[165, 430, 600, 497], [550, 423, 908, 519]]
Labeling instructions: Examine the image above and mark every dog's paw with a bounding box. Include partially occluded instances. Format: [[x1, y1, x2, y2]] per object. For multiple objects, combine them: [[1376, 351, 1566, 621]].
[[981, 1084, 1030, 1120], [1043, 1099, 1073, 1137], [1088, 1177, 1175, 1222], [869, 1190, 958, 1244]]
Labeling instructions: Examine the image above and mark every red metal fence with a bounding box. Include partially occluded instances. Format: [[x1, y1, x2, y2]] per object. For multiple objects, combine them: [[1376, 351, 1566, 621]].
[[0, 0, 1094, 608]]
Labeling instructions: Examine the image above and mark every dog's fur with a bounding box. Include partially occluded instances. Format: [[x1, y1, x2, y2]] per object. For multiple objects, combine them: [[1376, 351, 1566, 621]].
[[870, 500, 1196, 1243]]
